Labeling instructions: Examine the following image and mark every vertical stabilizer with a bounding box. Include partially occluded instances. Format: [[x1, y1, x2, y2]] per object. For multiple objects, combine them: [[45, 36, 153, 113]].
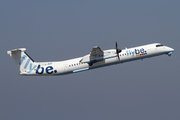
[[7, 48, 37, 74]]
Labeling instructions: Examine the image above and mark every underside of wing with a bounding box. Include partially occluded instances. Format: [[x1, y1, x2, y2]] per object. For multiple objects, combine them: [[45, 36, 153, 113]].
[[80, 46, 118, 66], [80, 46, 104, 64], [90, 46, 104, 57]]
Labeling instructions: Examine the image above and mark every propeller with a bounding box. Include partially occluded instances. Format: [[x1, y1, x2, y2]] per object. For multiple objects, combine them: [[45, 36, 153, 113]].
[[116, 41, 121, 61]]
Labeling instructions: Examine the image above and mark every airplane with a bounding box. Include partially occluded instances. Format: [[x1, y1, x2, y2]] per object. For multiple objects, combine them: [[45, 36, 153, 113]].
[[7, 42, 174, 76]]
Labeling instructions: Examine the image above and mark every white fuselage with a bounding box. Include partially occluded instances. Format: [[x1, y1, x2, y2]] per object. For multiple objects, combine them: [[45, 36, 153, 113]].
[[20, 43, 174, 76]]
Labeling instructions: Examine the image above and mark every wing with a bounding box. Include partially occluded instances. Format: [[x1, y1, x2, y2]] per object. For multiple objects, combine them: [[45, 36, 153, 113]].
[[90, 46, 104, 57], [80, 46, 104, 63]]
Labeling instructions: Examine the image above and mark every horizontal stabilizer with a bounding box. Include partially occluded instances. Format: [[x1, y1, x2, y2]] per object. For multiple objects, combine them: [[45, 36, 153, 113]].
[[7, 48, 26, 56]]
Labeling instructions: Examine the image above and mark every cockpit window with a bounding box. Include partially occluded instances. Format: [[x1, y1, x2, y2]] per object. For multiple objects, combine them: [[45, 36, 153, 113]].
[[156, 44, 164, 47]]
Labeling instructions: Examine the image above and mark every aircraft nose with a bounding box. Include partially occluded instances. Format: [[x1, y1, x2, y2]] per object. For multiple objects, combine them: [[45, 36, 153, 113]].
[[166, 46, 174, 56], [169, 47, 174, 52], [171, 48, 174, 52], [165, 46, 174, 52]]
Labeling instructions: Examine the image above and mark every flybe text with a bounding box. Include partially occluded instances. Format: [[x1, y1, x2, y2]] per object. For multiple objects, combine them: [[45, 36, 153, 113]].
[[126, 48, 147, 57], [36, 65, 57, 74], [20, 55, 57, 74], [20, 55, 37, 73]]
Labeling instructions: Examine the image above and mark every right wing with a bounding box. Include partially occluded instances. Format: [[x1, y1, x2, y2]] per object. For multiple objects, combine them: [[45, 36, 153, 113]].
[[80, 46, 104, 63], [90, 46, 104, 57]]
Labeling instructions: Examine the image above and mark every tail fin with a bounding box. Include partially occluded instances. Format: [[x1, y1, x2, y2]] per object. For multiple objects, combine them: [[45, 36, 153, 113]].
[[7, 48, 37, 74]]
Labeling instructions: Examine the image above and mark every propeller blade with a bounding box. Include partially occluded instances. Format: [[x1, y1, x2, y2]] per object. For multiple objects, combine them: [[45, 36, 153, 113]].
[[116, 41, 118, 54], [117, 53, 120, 61], [115, 41, 121, 61]]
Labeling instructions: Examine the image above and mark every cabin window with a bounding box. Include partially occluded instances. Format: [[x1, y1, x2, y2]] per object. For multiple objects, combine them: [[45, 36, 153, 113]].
[[156, 44, 164, 47]]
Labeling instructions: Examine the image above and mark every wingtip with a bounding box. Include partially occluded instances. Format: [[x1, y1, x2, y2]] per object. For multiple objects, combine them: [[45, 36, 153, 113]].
[[93, 46, 99, 48]]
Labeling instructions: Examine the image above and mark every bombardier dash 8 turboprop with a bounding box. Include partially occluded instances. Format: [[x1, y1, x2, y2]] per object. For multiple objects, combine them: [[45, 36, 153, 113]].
[[7, 42, 174, 76]]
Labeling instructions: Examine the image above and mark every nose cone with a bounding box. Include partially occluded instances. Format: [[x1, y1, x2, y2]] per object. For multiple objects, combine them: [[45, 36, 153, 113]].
[[165, 46, 174, 52], [171, 48, 174, 52], [166, 46, 174, 56], [168, 47, 174, 52]]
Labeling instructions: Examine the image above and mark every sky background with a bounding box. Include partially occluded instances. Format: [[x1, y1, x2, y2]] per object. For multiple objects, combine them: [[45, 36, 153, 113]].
[[1, 0, 180, 120]]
